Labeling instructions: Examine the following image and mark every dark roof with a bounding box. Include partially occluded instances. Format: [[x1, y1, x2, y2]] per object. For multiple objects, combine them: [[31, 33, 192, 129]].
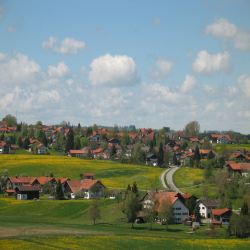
[[15, 186, 40, 192], [200, 199, 220, 207], [146, 153, 156, 158]]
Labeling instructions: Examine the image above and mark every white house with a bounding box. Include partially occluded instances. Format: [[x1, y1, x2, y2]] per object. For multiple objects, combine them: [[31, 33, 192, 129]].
[[37, 144, 47, 154], [64, 179, 106, 199], [198, 199, 220, 218], [141, 191, 189, 224]]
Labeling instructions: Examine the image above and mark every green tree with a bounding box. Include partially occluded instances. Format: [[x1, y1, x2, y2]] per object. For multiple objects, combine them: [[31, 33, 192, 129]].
[[180, 139, 188, 150], [88, 198, 101, 225], [131, 181, 139, 197], [74, 135, 81, 149], [22, 137, 30, 149], [241, 202, 249, 216], [194, 145, 200, 161], [16, 136, 22, 148], [93, 124, 98, 132], [80, 137, 89, 148], [152, 135, 156, 146], [185, 197, 196, 215], [110, 144, 116, 157], [87, 148, 92, 158], [159, 197, 174, 231], [204, 161, 213, 179], [157, 142, 164, 166], [123, 191, 140, 228], [65, 128, 74, 153], [194, 202, 201, 223], [55, 179, 64, 199], [207, 150, 214, 160], [2, 114, 17, 127], [173, 152, 177, 165], [241, 137, 248, 144], [36, 121, 42, 127], [202, 140, 212, 149], [184, 121, 200, 137]]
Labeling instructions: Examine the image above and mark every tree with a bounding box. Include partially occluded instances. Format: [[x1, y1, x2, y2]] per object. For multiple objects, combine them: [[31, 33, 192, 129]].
[[202, 140, 212, 149], [2, 114, 17, 127], [123, 191, 140, 228], [194, 145, 200, 161], [159, 196, 174, 231], [87, 148, 92, 158], [143, 191, 157, 230], [204, 162, 213, 179], [80, 137, 89, 148], [207, 150, 214, 160], [153, 135, 156, 146], [22, 137, 30, 149], [241, 202, 249, 216], [131, 181, 139, 197], [241, 137, 248, 144], [36, 121, 42, 127], [93, 124, 98, 132], [157, 142, 164, 166], [110, 144, 116, 157], [184, 121, 200, 137], [194, 202, 201, 223], [202, 183, 209, 198], [164, 149, 171, 166], [74, 135, 81, 149], [173, 152, 177, 165], [43, 182, 54, 194], [180, 139, 188, 150], [16, 136, 22, 148], [88, 198, 101, 225], [115, 189, 121, 203], [185, 197, 196, 215], [64, 128, 74, 153], [55, 179, 64, 199]]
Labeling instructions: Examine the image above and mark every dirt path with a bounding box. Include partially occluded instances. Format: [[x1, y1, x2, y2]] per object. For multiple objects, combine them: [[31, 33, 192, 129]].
[[164, 166, 184, 194]]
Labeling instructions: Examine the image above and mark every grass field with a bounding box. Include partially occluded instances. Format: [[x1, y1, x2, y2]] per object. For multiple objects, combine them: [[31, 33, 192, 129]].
[[0, 155, 164, 189], [180, 184, 218, 199], [212, 144, 250, 154], [173, 167, 204, 188]]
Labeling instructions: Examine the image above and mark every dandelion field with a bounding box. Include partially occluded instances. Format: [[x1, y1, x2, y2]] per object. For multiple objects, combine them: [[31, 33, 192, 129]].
[[0, 155, 164, 189]]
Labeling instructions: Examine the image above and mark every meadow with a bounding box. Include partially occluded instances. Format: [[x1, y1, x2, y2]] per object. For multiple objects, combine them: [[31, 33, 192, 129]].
[[212, 143, 250, 155], [0, 155, 164, 189]]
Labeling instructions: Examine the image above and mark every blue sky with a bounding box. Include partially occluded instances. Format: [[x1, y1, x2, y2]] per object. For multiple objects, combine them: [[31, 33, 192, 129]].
[[0, 0, 250, 133]]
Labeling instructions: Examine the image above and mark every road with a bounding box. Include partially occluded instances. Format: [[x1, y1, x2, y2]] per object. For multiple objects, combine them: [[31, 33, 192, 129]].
[[161, 166, 184, 194]]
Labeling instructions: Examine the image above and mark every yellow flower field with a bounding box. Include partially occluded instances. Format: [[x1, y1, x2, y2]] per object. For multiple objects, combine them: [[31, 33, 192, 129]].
[[1, 236, 249, 249], [0, 155, 164, 189]]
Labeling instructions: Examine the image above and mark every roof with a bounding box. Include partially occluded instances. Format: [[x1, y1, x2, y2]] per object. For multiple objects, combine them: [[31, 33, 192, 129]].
[[9, 176, 37, 184], [6, 190, 15, 193], [189, 138, 200, 142], [180, 194, 193, 199], [199, 199, 220, 207], [147, 191, 179, 202], [228, 163, 250, 171], [210, 134, 231, 141], [0, 141, 7, 148], [36, 177, 54, 185], [199, 149, 216, 155], [54, 178, 70, 184], [15, 186, 40, 191], [154, 196, 178, 212], [211, 208, 230, 216], [70, 148, 89, 154], [67, 179, 103, 193], [0, 121, 8, 126], [230, 153, 246, 159]]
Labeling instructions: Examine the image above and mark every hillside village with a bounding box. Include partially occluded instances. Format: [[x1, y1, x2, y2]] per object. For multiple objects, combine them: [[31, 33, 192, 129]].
[[0, 115, 250, 236]]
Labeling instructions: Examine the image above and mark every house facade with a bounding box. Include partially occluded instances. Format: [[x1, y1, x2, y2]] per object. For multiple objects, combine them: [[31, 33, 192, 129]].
[[15, 186, 40, 200], [211, 208, 232, 225], [198, 199, 220, 218]]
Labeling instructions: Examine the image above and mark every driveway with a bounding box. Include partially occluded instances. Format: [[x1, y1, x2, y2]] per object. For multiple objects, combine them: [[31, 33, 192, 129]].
[[164, 166, 184, 194]]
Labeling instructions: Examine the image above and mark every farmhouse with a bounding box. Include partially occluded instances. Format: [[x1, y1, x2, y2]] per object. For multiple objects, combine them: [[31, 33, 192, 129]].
[[209, 134, 232, 144], [15, 186, 40, 200], [227, 162, 250, 177], [0, 141, 10, 154], [64, 179, 106, 199], [198, 199, 220, 218], [7, 176, 37, 190], [211, 208, 232, 225]]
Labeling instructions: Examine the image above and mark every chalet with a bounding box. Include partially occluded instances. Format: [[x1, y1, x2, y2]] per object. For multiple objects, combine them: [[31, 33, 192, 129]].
[[141, 191, 189, 224], [199, 149, 216, 159], [209, 134, 232, 144], [54, 178, 70, 193], [89, 133, 100, 141], [37, 143, 47, 154], [69, 148, 89, 157], [108, 138, 120, 145], [80, 173, 94, 180], [180, 153, 194, 165], [211, 208, 232, 225], [230, 153, 248, 162], [64, 179, 106, 199], [44, 127, 53, 136], [15, 186, 40, 200], [57, 127, 65, 134], [0, 128, 9, 133], [146, 153, 157, 164], [0, 121, 7, 127], [227, 162, 250, 177], [0, 141, 10, 154], [7, 176, 37, 190], [179, 134, 193, 141], [36, 177, 56, 192], [198, 199, 220, 218]]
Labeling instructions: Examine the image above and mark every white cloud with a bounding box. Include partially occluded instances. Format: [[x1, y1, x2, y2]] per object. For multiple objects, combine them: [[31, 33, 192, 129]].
[[192, 50, 232, 75], [153, 17, 162, 26], [180, 75, 197, 93], [205, 102, 218, 112], [237, 74, 250, 98], [42, 36, 88, 55], [7, 25, 14, 32], [0, 53, 8, 61], [205, 17, 250, 51], [88, 53, 140, 86], [81, 65, 89, 77], [48, 61, 70, 78], [147, 58, 174, 82], [67, 79, 74, 85]]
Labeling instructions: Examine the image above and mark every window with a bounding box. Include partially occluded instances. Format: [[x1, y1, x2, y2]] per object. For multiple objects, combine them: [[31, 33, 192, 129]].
[[176, 207, 181, 210], [183, 213, 188, 215], [202, 207, 205, 209]]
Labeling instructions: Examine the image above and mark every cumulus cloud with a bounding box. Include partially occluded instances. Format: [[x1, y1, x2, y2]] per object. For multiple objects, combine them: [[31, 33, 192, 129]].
[[88, 53, 140, 86], [147, 58, 174, 82], [48, 61, 70, 78], [0, 53, 8, 61], [180, 75, 197, 93], [81, 65, 89, 77], [153, 17, 162, 26], [237, 74, 250, 98], [42, 36, 88, 55], [192, 50, 232, 75], [205, 17, 250, 51]]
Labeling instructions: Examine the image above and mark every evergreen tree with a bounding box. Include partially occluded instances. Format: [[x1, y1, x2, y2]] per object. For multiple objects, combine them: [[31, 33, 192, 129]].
[[149, 140, 154, 153], [165, 135, 170, 145], [55, 179, 64, 199], [207, 150, 214, 160], [131, 181, 139, 197], [110, 144, 116, 157], [153, 135, 156, 146], [64, 128, 74, 153], [17, 136, 22, 148], [87, 148, 92, 158], [157, 142, 164, 166], [22, 137, 30, 149], [194, 202, 201, 223], [173, 152, 177, 165], [241, 202, 249, 216], [194, 145, 200, 161]]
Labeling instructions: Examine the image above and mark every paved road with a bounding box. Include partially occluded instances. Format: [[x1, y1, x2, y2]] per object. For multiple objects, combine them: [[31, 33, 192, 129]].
[[160, 169, 170, 190], [164, 166, 184, 194]]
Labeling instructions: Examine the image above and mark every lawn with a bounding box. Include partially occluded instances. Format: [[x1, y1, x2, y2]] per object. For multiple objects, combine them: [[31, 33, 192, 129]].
[[0, 155, 164, 189], [213, 144, 250, 154], [180, 184, 218, 199], [10, 149, 32, 155], [173, 167, 204, 188]]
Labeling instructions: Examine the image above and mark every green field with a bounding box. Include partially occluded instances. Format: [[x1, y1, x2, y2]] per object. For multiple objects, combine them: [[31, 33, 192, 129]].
[[0, 155, 164, 189], [0, 197, 249, 249], [213, 144, 250, 154]]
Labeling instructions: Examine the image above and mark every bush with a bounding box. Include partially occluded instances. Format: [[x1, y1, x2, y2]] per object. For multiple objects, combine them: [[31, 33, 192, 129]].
[[205, 229, 219, 236], [193, 179, 205, 185]]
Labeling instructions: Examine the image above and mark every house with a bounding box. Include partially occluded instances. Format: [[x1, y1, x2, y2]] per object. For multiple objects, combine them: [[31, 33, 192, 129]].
[[109, 190, 118, 199], [37, 143, 47, 154], [0, 141, 10, 154], [80, 173, 94, 180], [108, 138, 120, 145], [69, 148, 89, 157], [139, 128, 153, 136], [64, 179, 106, 199], [199, 149, 216, 159], [36, 177, 56, 192], [146, 153, 157, 165], [15, 186, 40, 200], [0, 128, 9, 133], [7, 176, 37, 190], [198, 199, 220, 218], [180, 153, 194, 165], [0, 121, 7, 127], [211, 208, 232, 225], [54, 178, 70, 193], [227, 162, 250, 177], [89, 133, 100, 141], [141, 191, 189, 224], [179, 134, 193, 141], [209, 134, 232, 144], [230, 153, 248, 162]]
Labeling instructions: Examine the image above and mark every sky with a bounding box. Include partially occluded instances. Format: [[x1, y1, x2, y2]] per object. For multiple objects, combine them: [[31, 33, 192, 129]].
[[0, 0, 250, 133]]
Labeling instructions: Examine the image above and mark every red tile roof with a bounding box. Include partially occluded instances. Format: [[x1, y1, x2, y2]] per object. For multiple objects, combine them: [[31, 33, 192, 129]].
[[199, 149, 216, 155], [154, 196, 178, 212], [210, 134, 231, 141], [36, 177, 54, 185], [9, 176, 37, 184], [211, 208, 229, 216], [67, 179, 103, 193]]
